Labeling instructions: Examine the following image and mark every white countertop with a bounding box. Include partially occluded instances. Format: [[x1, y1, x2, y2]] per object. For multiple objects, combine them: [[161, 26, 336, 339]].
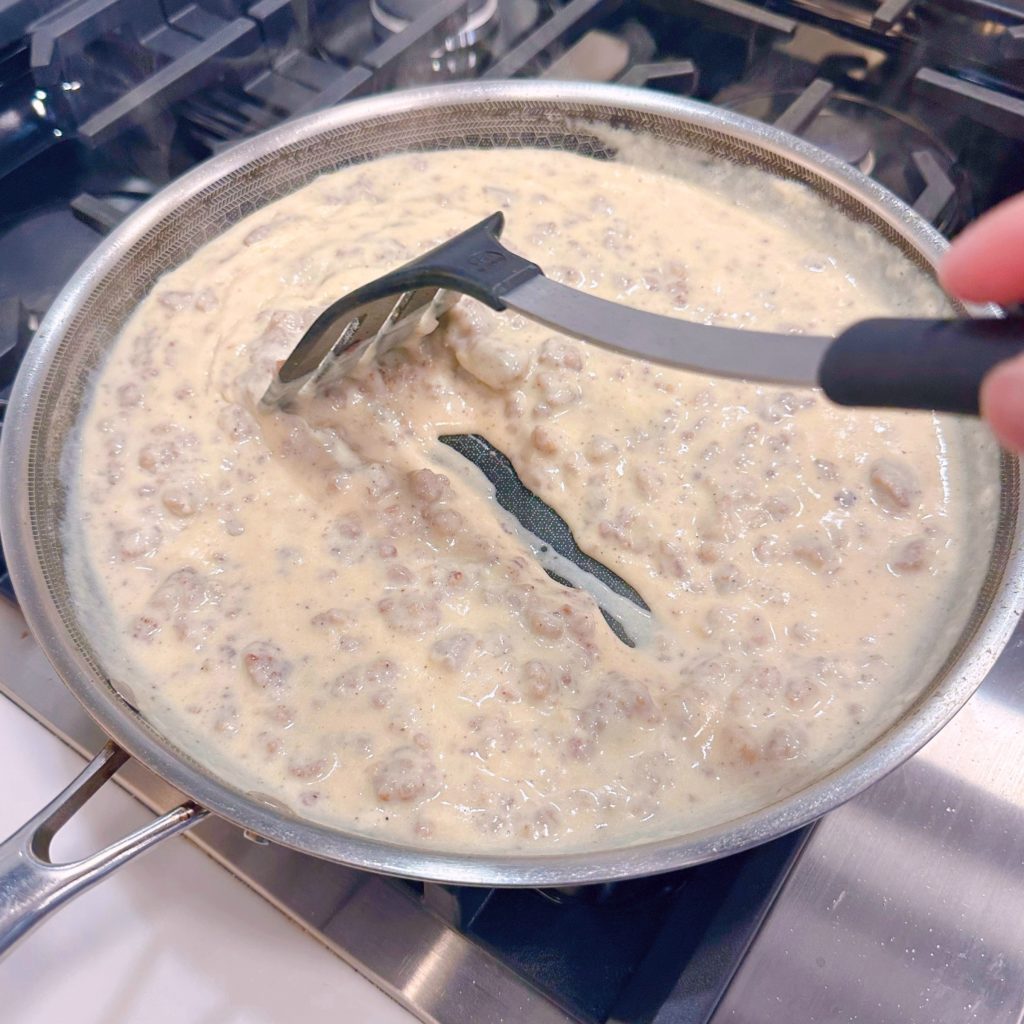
[[0, 695, 413, 1024]]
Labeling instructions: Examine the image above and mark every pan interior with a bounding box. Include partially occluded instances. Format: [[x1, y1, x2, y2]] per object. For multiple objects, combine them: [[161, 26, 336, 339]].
[[14, 86, 1020, 879]]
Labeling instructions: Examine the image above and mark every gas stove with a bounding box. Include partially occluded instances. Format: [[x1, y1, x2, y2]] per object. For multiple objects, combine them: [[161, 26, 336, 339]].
[[2, 3, 1024, 1023]]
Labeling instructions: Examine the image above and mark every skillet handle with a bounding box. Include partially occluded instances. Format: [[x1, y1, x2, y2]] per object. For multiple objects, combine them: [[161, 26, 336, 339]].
[[0, 741, 206, 961], [820, 317, 1024, 415]]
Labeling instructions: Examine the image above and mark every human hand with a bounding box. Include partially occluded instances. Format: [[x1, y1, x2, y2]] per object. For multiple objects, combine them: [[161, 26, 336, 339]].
[[939, 192, 1024, 451]]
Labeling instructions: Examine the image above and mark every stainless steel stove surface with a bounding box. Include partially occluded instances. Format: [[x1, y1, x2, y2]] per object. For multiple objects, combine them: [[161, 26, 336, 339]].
[[1, 2, 1024, 1022]]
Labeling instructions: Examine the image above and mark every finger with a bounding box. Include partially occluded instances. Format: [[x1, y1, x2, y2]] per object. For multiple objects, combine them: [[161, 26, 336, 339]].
[[939, 192, 1024, 305], [981, 352, 1024, 452]]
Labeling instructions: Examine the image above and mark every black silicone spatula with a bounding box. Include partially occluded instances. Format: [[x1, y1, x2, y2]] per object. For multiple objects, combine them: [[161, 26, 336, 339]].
[[262, 212, 1023, 415]]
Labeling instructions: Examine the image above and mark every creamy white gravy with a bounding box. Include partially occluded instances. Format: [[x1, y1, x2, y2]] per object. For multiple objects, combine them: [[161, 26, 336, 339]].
[[69, 146, 973, 851]]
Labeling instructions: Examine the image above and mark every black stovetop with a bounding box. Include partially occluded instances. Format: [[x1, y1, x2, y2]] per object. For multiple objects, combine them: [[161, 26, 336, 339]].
[[0, 2, 1022, 1021]]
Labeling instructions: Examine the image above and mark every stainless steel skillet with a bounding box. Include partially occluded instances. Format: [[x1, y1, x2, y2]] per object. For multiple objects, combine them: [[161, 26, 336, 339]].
[[2, 80, 1022, 958]]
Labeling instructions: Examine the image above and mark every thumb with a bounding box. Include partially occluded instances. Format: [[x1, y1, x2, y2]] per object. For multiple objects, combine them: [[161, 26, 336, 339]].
[[981, 352, 1024, 452]]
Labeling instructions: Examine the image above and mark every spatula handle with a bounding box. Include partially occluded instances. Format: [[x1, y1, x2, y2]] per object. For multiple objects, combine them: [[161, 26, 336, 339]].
[[820, 318, 1024, 415]]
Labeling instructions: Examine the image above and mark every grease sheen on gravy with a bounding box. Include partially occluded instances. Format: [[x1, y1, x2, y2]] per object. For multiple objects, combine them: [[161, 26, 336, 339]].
[[69, 145, 976, 852]]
